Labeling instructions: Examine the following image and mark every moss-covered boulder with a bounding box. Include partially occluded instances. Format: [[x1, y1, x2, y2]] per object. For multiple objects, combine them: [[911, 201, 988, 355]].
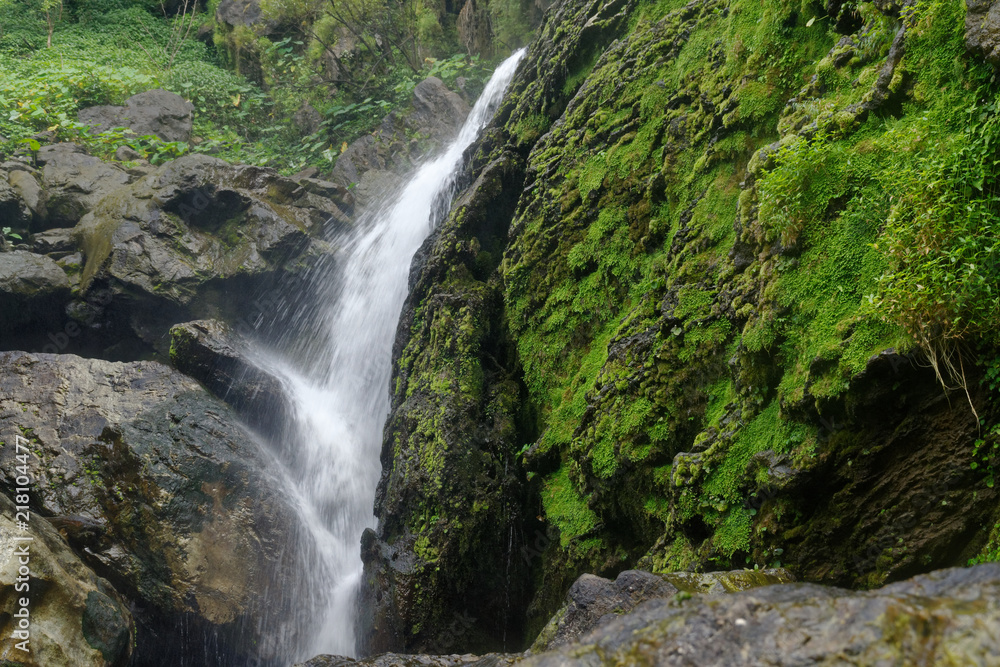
[[0, 494, 132, 667], [0, 351, 301, 666]]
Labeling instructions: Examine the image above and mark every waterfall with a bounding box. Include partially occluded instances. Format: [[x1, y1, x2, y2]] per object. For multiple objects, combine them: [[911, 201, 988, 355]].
[[252, 49, 526, 662]]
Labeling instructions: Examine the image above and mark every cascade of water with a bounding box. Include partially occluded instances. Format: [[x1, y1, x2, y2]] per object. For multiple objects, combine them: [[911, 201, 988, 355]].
[[253, 49, 527, 662]]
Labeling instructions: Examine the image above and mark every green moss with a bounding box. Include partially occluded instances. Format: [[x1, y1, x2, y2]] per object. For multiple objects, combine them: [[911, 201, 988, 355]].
[[541, 465, 599, 546]]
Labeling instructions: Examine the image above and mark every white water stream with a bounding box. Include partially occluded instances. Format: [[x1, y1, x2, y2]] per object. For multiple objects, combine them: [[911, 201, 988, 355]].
[[254, 49, 526, 662]]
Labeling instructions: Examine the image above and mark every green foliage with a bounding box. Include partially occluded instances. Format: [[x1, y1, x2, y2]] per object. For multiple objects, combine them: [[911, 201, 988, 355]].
[[877, 94, 1000, 352], [540, 465, 599, 547]]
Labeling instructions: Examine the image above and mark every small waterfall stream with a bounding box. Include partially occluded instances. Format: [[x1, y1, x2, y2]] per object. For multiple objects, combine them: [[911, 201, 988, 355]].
[[252, 49, 526, 662]]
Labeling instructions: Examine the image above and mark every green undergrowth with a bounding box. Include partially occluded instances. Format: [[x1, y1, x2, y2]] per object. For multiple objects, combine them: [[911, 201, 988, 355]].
[[0, 0, 502, 173]]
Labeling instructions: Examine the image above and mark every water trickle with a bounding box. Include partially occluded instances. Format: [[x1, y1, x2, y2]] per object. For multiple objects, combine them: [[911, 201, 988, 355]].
[[252, 49, 526, 662]]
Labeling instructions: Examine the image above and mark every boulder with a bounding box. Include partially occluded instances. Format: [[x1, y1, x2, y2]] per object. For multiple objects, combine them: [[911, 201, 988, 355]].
[[31, 227, 77, 257], [37, 143, 131, 229], [168, 319, 291, 435], [0, 250, 71, 333], [530, 568, 794, 652], [967, 0, 1000, 67], [0, 494, 133, 666], [0, 351, 304, 665], [1, 170, 32, 227], [519, 563, 1000, 666], [78, 89, 195, 143], [72, 153, 351, 353], [7, 167, 47, 225], [304, 564, 1000, 665], [295, 655, 518, 667], [408, 77, 473, 141]]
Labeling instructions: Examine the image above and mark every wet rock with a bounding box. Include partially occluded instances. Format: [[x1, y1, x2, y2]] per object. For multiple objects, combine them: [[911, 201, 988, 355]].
[[37, 143, 131, 229], [967, 0, 1000, 67], [78, 89, 195, 143], [73, 153, 350, 354], [408, 77, 473, 142], [520, 563, 1000, 666], [530, 568, 793, 652], [168, 319, 291, 435], [331, 77, 469, 189], [0, 351, 302, 666], [0, 493, 133, 667], [0, 250, 71, 334]]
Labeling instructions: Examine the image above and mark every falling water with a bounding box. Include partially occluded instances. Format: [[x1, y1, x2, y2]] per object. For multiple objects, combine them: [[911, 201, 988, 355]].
[[253, 49, 526, 662]]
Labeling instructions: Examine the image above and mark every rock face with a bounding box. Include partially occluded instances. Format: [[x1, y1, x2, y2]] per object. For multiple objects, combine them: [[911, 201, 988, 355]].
[[78, 89, 196, 143], [308, 564, 1000, 666], [37, 143, 131, 228], [330, 76, 470, 192], [168, 319, 291, 435], [359, 0, 638, 653], [73, 153, 350, 353], [216, 0, 265, 27], [0, 494, 133, 667], [367, 0, 1000, 653], [0, 351, 301, 666], [0, 250, 71, 333], [966, 0, 1000, 67]]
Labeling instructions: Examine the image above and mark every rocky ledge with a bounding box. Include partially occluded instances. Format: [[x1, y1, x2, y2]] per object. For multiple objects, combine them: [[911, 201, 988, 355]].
[[303, 562, 1000, 666]]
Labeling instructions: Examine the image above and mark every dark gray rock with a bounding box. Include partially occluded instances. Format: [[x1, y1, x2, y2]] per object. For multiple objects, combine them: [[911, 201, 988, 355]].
[[216, 0, 264, 26], [520, 563, 1000, 666], [295, 654, 519, 667], [530, 568, 794, 652], [330, 77, 469, 189], [37, 143, 131, 229], [7, 167, 47, 225], [0, 351, 302, 666], [72, 153, 351, 352], [293, 102, 324, 135], [0, 494, 133, 667], [78, 89, 195, 143], [408, 77, 473, 141], [967, 0, 1000, 67], [0, 250, 71, 333], [114, 145, 144, 162], [31, 227, 77, 257], [1, 170, 32, 227], [168, 319, 291, 435]]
